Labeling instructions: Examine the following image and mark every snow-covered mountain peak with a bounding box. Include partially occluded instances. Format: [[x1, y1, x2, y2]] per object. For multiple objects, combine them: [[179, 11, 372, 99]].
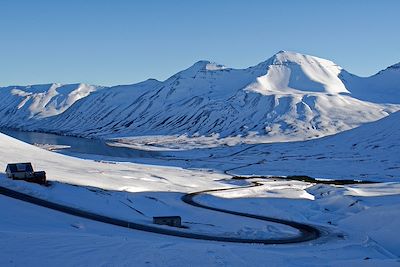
[[175, 60, 229, 78], [388, 62, 400, 68], [268, 50, 340, 68], [380, 62, 400, 73], [190, 60, 227, 70], [246, 51, 348, 95], [342, 60, 400, 104], [205, 62, 228, 71], [191, 60, 213, 68]]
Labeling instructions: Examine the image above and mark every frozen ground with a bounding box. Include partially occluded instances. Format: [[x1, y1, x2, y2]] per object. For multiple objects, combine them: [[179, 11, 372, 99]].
[[0, 124, 400, 266]]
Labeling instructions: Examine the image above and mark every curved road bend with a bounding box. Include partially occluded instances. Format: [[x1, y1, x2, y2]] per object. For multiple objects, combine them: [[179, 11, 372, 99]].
[[182, 181, 320, 244], [0, 183, 320, 244]]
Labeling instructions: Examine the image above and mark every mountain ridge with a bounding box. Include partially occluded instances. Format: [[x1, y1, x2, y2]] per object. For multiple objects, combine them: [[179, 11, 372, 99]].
[[0, 51, 399, 143]]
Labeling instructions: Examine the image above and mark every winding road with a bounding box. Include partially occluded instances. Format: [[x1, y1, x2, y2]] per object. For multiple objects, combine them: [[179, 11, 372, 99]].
[[0, 181, 320, 244]]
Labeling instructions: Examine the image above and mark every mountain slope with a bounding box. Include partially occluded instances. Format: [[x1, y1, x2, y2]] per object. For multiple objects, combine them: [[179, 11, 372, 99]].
[[0, 51, 399, 142], [0, 83, 101, 127], [246, 51, 349, 95], [340, 62, 400, 104]]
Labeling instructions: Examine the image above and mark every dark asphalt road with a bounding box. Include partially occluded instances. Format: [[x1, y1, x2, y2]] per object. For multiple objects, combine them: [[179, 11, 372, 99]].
[[0, 182, 320, 244]]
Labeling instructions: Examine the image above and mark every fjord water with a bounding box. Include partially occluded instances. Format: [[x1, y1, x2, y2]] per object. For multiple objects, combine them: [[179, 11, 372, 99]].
[[0, 128, 159, 159]]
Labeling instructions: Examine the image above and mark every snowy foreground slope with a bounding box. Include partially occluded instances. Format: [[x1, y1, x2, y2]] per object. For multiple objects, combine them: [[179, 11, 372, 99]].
[[1, 51, 399, 143], [1, 127, 400, 266], [0, 132, 225, 192]]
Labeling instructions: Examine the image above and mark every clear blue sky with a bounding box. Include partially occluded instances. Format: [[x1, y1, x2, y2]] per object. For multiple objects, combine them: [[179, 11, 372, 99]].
[[1, 0, 399, 86]]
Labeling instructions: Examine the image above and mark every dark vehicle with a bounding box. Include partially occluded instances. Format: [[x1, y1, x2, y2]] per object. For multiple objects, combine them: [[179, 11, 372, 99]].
[[5, 163, 46, 185], [153, 216, 182, 227]]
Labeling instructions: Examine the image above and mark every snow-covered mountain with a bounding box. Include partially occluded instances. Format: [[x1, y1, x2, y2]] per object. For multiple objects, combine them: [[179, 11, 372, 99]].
[[0, 51, 399, 141], [0, 83, 101, 127], [340, 62, 400, 104]]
